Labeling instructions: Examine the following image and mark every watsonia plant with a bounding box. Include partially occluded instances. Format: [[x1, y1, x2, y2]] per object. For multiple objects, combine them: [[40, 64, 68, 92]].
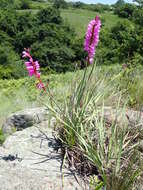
[[22, 16, 143, 190], [47, 63, 142, 189], [46, 18, 142, 189]]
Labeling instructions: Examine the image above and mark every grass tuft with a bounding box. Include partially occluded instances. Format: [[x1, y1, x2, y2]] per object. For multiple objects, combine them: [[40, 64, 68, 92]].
[[46, 64, 143, 189]]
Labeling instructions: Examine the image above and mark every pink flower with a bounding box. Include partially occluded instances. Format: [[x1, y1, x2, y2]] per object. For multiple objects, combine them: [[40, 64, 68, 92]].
[[36, 82, 45, 89], [22, 49, 41, 77], [22, 51, 30, 58], [24, 61, 31, 67], [22, 48, 45, 91], [84, 16, 101, 64], [35, 61, 40, 71]]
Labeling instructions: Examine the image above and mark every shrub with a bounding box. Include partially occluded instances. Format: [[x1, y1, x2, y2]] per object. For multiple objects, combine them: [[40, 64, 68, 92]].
[[0, 45, 18, 66], [0, 7, 87, 78], [0, 0, 15, 9], [92, 4, 111, 13], [0, 10, 17, 37], [53, 0, 68, 9], [114, 3, 136, 18], [37, 7, 62, 25], [72, 1, 85, 9], [133, 8, 143, 26], [96, 20, 143, 65], [47, 64, 143, 189]]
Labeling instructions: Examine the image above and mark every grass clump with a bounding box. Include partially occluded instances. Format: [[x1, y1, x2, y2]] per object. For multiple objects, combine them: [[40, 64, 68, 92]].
[[47, 64, 143, 190]]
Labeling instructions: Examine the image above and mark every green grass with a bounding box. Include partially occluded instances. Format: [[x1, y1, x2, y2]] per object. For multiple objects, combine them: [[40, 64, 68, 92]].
[[1, 64, 143, 124], [61, 8, 123, 36], [46, 64, 143, 189], [29, 1, 51, 9], [0, 64, 143, 188], [17, 6, 123, 37], [0, 65, 109, 123], [0, 70, 80, 124]]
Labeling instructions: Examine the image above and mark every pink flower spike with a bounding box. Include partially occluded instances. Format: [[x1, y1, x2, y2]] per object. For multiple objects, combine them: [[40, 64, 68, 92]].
[[35, 61, 40, 70], [28, 70, 34, 77], [36, 82, 44, 89], [30, 57, 33, 63], [22, 48, 46, 92], [36, 72, 41, 78], [26, 66, 34, 71], [22, 51, 30, 58], [84, 16, 101, 64], [25, 61, 31, 67]]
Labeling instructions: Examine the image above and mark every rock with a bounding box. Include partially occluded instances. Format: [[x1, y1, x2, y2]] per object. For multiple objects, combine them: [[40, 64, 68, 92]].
[[0, 121, 87, 190], [3, 106, 143, 136], [100, 106, 143, 128], [1, 106, 143, 189], [2, 107, 48, 135]]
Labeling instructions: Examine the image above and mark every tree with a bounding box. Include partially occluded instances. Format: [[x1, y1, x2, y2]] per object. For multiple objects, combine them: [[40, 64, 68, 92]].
[[53, 0, 68, 9], [114, 0, 125, 7], [133, 0, 143, 7], [37, 7, 62, 24], [133, 8, 143, 25], [0, 0, 15, 9], [0, 7, 87, 78], [73, 1, 85, 8], [114, 3, 137, 18], [96, 19, 143, 66]]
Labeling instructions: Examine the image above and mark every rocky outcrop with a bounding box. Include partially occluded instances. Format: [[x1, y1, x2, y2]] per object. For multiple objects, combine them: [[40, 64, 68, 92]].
[[99, 106, 143, 128], [0, 120, 86, 190], [3, 106, 143, 136], [1, 107, 143, 190], [2, 107, 48, 135]]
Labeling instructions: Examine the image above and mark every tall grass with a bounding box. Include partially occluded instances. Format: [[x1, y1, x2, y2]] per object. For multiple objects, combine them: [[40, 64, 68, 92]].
[[47, 64, 143, 189]]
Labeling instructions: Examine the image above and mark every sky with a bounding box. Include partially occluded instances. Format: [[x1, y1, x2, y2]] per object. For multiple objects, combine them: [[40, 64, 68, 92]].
[[70, 0, 133, 4]]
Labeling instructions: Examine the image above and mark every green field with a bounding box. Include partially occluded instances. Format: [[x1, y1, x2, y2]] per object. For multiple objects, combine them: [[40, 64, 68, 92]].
[[18, 2, 122, 37], [0, 4, 140, 121], [1, 63, 143, 125], [61, 8, 122, 36], [0, 65, 115, 124]]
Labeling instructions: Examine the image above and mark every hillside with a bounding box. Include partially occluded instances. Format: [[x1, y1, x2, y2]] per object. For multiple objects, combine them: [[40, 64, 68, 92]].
[[61, 8, 122, 36], [0, 1, 143, 189]]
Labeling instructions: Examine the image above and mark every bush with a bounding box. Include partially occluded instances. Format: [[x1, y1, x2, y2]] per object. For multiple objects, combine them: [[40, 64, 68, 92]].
[[114, 3, 137, 18], [72, 1, 85, 9], [0, 0, 15, 9], [96, 20, 143, 65], [53, 0, 68, 9], [0, 45, 18, 66], [37, 7, 62, 24], [92, 4, 111, 13], [133, 8, 143, 26], [0, 7, 87, 78], [0, 10, 17, 37]]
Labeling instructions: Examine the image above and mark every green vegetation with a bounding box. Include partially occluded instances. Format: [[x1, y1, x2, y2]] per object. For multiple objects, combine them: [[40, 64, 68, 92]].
[[114, 3, 137, 18], [0, 6, 86, 79], [61, 8, 122, 37], [47, 64, 143, 190], [0, 0, 142, 79], [0, 1, 143, 188], [0, 128, 5, 144], [1, 64, 143, 120]]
